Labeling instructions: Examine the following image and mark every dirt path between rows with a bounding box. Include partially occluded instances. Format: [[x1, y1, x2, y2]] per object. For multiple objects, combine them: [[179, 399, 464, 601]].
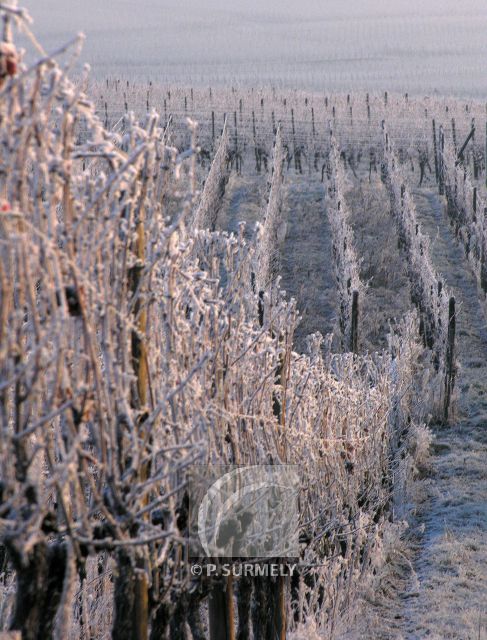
[[280, 177, 337, 351], [394, 187, 487, 639], [218, 172, 268, 238], [352, 185, 487, 640]]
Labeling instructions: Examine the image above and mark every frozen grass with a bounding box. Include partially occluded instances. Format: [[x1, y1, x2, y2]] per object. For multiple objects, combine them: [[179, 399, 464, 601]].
[[280, 178, 338, 351], [345, 175, 412, 352]]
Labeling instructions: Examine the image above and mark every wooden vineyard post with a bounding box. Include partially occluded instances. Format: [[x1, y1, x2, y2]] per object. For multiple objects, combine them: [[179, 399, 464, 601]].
[[252, 110, 260, 172], [472, 117, 480, 179], [233, 111, 239, 172], [432, 119, 439, 185], [350, 290, 359, 354], [134, 571, 149, 640], [271, 342, 289, 640], [291, 108, 300, 172], [209, 576, 235, 640], [444, 296, 456, 423], [472, 118, 478, 180], [272, 574, 287, 640], [439, 125, 445, 196], [113, 158, 150, 640], [482, 208, 487, 293], [132, 214, 148, 412], [132, 211, 149, 640], [236, 575, 252, 640]]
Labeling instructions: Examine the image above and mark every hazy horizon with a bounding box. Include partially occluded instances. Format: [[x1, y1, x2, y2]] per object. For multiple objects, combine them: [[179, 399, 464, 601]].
[[23, 0, 487, 95]]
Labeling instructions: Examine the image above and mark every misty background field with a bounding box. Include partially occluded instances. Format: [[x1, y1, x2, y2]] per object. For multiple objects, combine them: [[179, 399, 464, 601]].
[[26, 0, 487, 94]]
